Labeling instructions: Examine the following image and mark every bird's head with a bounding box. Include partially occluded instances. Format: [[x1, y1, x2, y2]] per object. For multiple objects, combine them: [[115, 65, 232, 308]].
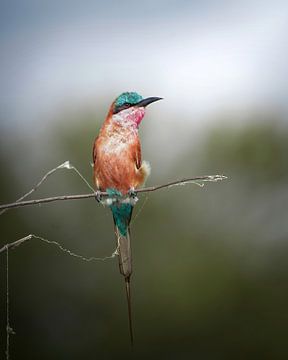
[[111, 92, 162, 127]]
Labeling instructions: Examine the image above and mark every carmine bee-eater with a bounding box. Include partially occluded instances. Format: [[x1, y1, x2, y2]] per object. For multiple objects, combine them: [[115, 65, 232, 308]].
[[93, 92, 162, 344]]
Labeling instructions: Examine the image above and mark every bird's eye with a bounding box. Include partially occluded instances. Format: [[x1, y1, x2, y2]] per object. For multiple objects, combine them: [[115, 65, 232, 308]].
[[123, 103, 130, 108]]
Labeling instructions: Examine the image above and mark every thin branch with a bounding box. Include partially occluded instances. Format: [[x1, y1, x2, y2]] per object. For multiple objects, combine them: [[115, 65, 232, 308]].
[[0, 160, 227, 212], [0, 234, 119, 259], [136, 175, 227, 192], [0, 193, 96, 211], [0, 175, 227, 212]]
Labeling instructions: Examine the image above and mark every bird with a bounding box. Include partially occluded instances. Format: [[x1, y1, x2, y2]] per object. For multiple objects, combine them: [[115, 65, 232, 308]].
[[92, 92, 162, 345]]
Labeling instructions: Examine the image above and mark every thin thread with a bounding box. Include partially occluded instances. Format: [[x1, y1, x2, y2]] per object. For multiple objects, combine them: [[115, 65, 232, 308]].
[[69, 165, 95, 192], [130, 194, 149, 227], [31, 234, 118, 261], [1, 234, 118, 261], [6, 246, 9, 360], [6, 246, 15, 360]]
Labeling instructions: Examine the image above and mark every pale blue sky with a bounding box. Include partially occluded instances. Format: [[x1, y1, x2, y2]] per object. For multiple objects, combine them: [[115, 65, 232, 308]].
[[1, 0, 288, 134]]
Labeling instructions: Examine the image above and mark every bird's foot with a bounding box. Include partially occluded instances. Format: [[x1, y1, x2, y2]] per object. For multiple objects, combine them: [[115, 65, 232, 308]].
[[95, 190, 102, 203], [128, 188, 137, 198], [127, 188, 138, 205]]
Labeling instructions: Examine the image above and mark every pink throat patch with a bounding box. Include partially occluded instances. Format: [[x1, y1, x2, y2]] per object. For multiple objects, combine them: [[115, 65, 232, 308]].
[[113, 107, 146, 128], [133, 107, 146, 127]]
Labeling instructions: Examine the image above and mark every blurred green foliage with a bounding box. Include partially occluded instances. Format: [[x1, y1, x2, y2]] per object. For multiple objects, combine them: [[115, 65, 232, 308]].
[[1, 111, 288, 359], [205, 121, 288, 183]]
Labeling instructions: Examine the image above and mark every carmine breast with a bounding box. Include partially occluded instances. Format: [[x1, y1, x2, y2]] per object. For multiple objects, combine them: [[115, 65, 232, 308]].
[[94, 128, 141, 194]]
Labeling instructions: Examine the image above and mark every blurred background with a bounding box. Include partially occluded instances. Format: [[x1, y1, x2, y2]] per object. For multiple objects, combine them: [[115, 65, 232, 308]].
[[1, 0, 288, 359]]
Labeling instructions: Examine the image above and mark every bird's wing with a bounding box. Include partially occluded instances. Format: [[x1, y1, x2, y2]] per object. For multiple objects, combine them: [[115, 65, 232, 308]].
[[133, 138, 142, 170], [92, 137, 98, 164], [132, 138, 150, 187]]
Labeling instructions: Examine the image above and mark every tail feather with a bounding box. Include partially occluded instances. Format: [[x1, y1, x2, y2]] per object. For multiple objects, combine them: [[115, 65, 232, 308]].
[[125, 278, 133, 345], [111, 201, 134, 345], [114, 223, 132, 279]]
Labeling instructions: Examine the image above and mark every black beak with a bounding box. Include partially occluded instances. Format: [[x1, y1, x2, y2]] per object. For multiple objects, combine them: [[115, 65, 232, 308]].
[[135, 97, 163, 107]]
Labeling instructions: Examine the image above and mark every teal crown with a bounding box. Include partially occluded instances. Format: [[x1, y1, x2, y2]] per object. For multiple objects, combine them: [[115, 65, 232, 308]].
[[115, 92, 143, 107]]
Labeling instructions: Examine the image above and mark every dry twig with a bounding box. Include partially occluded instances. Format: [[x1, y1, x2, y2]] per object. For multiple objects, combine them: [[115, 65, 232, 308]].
[[0, 175, 227, 212]]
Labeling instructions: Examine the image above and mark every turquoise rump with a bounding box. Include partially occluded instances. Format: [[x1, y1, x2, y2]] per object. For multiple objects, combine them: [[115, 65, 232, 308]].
[[106, 188, 133, 237]]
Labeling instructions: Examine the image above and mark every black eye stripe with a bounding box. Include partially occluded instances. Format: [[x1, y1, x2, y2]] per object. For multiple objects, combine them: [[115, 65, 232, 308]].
[[113, 102, 132, 114]]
